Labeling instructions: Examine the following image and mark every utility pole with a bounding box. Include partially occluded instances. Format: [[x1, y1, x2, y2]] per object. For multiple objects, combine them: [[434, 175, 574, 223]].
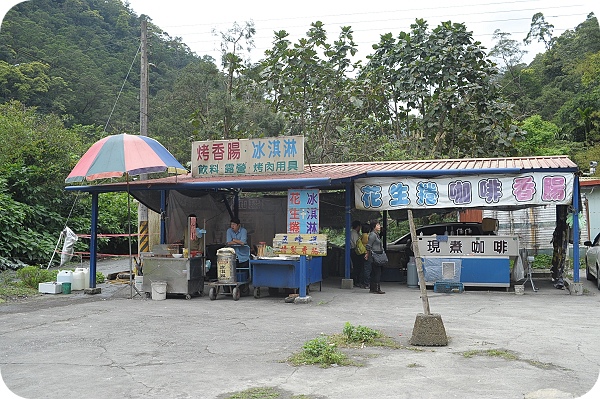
[[138, 17, 150, 257], [140, 18, 148, 139]]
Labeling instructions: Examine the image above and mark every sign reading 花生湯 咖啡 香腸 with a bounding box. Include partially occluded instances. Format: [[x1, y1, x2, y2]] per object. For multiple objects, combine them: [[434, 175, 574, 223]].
[[191, 136, 304, 177], [354, 173, 574, 211], [287, 189, 319, 234], [272, 233, 327, 257]]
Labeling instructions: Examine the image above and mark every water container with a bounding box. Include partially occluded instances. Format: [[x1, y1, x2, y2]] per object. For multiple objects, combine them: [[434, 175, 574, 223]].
[[57, 270, 73, 285], [134, 275, 143, 292], [75, 267, 90, 289], [216, 247, 236, 283], [71, 269, 85, 290], [407, 257, 418, 288]]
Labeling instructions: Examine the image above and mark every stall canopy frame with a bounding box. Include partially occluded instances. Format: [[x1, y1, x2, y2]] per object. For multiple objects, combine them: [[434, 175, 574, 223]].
[[65, 155, 581, 287]]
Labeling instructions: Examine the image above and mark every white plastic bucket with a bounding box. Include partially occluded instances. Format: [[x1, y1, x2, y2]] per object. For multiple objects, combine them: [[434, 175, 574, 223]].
[[71, 270, 85, 290], [75, 267, 90, 289], [151, 281, 167, 300], [514, 285, 524, 295], [135, 275, 143, 292]]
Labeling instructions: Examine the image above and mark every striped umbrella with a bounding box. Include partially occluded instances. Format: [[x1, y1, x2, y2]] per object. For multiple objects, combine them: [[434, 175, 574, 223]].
[[65, 133, 187, 183], [65, 133, 186, 298]]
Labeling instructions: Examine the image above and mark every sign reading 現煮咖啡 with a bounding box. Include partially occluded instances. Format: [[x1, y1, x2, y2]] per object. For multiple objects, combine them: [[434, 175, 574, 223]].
[[191, 136, 304, 177], [416, 235, 520, 258]]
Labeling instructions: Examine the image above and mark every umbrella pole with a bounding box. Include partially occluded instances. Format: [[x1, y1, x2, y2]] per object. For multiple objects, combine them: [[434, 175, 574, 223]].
[[128, 174, 133, 299]]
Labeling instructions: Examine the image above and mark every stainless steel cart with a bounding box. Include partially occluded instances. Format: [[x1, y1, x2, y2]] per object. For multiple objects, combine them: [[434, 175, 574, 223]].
[[142, 256, 205, 299]]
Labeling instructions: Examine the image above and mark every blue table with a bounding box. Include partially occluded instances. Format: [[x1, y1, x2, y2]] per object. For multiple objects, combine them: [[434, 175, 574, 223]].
[[250, 256, 322, 298]]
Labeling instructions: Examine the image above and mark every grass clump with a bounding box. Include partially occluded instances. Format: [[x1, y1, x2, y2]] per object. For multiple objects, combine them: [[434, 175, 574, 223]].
[[288, 336, 350, 367], [461, 348, 518, 360], [0, 270, 38, 302], [219, 386, 321, 399], [342, 322, 382, 344], [288, 323, 402, 368], [226, 387, 281, 399]]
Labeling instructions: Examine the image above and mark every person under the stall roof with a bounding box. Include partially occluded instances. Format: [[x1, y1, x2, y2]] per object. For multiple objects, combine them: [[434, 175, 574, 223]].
[[226, 217, 250, 270], [350, 220, 368, 289]]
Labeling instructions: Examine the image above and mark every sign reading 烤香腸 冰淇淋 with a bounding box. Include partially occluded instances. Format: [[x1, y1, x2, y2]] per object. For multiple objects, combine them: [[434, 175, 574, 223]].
[[191, 136, 304, 177]]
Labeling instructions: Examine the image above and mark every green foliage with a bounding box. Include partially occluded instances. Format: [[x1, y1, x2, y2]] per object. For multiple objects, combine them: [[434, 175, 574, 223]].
[[529, 253, 585, 269], [530, 254, 553, 269], [342, 322, 382, 344], [0, 270, 38, 301], [516, 115, 571, 155], [16, 266, 58, 288]]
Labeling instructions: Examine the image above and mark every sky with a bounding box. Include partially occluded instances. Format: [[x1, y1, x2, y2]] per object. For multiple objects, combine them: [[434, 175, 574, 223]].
[[122, 0, 597, 66], [0, 0, 598, 67]]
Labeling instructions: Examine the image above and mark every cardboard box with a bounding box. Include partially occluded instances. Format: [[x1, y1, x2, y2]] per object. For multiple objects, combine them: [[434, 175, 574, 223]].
[[38, 282, 62, 294], [482, 218, 499, 233]]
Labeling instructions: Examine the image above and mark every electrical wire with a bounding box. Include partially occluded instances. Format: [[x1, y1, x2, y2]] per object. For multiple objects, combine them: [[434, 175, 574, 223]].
[[103, 42, 141, 134]]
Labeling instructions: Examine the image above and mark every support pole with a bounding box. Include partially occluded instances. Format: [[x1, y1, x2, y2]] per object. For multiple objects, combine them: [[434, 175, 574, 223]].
[[89, 193, 99, 289], [572, 176, 580, 283], [340, 181, 353, 289], [408, 209, 430, 315], [408, 209, 447, 346]]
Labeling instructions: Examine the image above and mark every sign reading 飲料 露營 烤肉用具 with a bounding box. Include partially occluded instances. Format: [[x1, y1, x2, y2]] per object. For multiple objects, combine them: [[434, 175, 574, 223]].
[[354, 173, 575, 211], [191, 136, 304, 177], [272, 233, 327, 257]]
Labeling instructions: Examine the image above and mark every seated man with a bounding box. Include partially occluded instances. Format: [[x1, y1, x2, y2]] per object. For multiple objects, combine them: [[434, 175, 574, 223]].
[[226, 217, 250, 271]]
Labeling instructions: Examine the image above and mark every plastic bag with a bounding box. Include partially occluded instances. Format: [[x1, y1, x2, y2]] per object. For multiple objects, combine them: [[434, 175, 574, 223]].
[[60, 227, 78, 266]]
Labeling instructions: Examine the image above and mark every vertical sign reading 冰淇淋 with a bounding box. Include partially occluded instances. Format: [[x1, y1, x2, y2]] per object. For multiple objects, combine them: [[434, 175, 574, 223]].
[[191, 136, 304, 177], [287, 189, 319, 234]]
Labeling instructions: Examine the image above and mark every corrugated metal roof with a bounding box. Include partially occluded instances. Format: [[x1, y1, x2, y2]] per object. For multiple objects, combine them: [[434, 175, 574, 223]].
[[580, 177, 600, 186], [66, 155, 579, 193]]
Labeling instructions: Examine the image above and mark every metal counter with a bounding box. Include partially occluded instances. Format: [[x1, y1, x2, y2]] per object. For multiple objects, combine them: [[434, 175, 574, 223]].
[[250, 256, 322, 298], [142, 256, 205, 299]]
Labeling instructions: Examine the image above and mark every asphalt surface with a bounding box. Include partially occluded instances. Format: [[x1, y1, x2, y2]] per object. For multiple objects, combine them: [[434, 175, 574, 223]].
[[1, 257, 600, 399]]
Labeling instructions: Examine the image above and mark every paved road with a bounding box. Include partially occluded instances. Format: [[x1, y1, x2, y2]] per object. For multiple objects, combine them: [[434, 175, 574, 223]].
[[1, 258, 600, 399]]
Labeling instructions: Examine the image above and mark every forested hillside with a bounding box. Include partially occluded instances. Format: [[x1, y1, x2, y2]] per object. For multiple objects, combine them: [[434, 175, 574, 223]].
[[0, 0, 598, 267]]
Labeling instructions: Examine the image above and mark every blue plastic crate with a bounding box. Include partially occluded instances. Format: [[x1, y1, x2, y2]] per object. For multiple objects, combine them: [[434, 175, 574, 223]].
[[434, 281, 464, 293]]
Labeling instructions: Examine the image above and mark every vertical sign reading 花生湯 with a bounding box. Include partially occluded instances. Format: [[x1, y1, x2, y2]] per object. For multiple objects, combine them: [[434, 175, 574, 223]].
[[191, 136, 304, 177], [287, 189, 319, 234]]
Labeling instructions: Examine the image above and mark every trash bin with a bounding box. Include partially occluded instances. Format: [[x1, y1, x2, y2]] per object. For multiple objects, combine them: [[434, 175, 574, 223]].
[[216, 247, 237, 283], [407, 256, 418, 288], [61, 282, 72, 294]]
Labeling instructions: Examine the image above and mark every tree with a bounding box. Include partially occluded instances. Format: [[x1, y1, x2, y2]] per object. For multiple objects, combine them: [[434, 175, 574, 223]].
[[259, 22, 363, 163], [524, 12, 555, 50], [516, 115, 572, 156], [490, 30, 527, 72], [363, 19, 524, 159], [213, 21, 256, 139]]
